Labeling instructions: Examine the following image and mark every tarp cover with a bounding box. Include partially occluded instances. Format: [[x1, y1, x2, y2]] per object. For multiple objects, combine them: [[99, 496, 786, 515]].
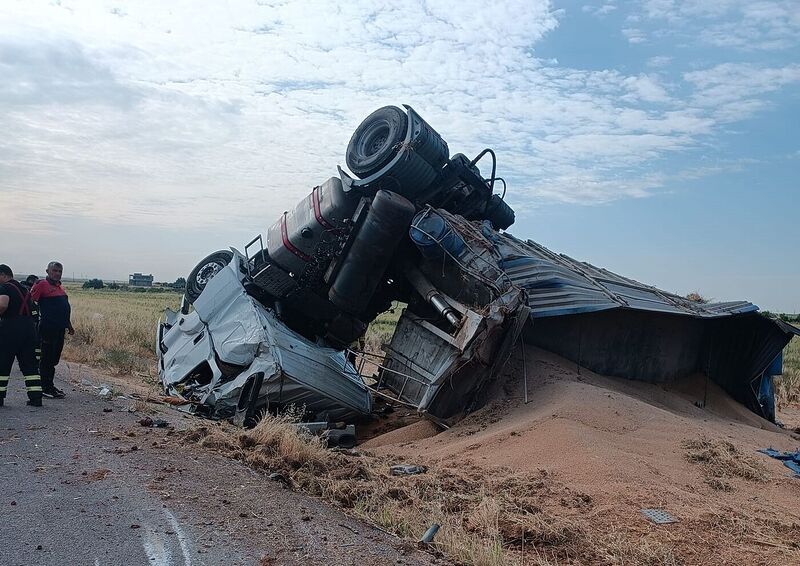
[[494, 232, 799, 421]]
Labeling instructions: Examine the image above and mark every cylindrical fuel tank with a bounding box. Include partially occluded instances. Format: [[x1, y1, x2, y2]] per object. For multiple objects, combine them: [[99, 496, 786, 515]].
[[266, 177, 357, 277], [329, 190, 416, 315]]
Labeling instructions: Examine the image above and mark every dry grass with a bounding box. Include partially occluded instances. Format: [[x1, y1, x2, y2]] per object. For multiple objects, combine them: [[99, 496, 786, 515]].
[[776, 335, 800, 407], [701, 508, 800, 553], [682, 437, 767, 487], [176, 418, 683, 566], [182, 413, 335, 477], [363, 302, 403, 354], [61, 283, 180, 374], [594, 530, 682, 566]]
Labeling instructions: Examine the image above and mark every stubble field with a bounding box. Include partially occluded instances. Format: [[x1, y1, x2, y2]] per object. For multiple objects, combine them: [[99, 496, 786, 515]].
[[61, 284, 180, 376]]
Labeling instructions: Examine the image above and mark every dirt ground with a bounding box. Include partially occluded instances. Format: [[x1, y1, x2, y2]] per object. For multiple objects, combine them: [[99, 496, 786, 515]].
[[778, 403, 800, 433], [51, 346, 800, 565], [362, 346, 800, 565]]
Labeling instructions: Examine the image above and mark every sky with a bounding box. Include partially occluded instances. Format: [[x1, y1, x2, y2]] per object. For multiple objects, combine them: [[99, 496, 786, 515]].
[[0, 0, 798, 312]]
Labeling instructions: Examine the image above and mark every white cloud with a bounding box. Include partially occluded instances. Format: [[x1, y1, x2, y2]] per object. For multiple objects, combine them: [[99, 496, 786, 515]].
[[621, 74, 671, 103], [647, 55, 672, 68], [582, 3, 617, 17], [622, 27, 647, 43], [683, 63, 800, 121], [0, 0, 798, 240], [640, 0, 800, 51]]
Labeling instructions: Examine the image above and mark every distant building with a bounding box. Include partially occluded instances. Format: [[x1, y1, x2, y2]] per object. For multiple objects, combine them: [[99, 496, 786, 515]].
[[129, 273, 154, 287]]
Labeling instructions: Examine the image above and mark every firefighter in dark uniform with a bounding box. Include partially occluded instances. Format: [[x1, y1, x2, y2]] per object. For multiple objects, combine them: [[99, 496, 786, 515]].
[[0, 264, 43, 407], [21, 274, 41, 364], [30, 261, 72, 399]]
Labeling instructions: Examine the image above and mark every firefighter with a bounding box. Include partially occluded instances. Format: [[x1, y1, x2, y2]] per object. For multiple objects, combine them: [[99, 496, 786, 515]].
[[22, 274, 41, 364], [0, 264, 43, 407], [30, 261, 72, 399]]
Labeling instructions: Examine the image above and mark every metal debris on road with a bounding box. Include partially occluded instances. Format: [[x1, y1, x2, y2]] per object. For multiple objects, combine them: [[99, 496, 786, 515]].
[[419, 523, 440, 545], [389, 464, 428, 476], [137, 417, 170, 428], [640, 508, 678, 524]]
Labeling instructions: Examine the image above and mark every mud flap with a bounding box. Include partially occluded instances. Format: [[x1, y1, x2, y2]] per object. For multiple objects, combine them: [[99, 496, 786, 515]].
[[233, 372, 265, 428]]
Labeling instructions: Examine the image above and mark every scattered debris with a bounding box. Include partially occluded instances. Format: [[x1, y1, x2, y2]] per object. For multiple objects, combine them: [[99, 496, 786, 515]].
[[267, 472, 289, 486], [758, 448, 800, 476], [389, 464, 427, 476], [102, 408, 112, 413], [291, 422, 358, 449], [98, 387, 111, 397], [419, 523, 440, 545], [338, 523, 359, 534], [138, 417, 170, 428], [640, 508, 678, 525]]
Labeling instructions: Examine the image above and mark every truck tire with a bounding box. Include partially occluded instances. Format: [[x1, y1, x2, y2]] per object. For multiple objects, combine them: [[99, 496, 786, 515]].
[[185, 250, 233, 304], [346, 106, 408, 178]]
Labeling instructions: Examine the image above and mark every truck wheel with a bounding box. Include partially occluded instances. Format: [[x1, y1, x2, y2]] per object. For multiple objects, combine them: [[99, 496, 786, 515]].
[[346, 106, 408, 178], [185, 250, 233, 303]]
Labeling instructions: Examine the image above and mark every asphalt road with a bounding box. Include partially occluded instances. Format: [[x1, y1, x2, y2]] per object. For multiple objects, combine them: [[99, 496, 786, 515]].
[[0, 364, 438, 566]]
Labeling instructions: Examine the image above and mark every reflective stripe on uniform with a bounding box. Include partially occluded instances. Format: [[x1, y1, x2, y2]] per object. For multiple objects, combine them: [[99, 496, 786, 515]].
[[24, 375, 42, 392], [0, 376, 8, 392]]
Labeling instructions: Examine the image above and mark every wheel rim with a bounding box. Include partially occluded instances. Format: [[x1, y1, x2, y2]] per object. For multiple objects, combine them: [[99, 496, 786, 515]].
[[196, 261, 224, 286], [358, 120, 391, 158]]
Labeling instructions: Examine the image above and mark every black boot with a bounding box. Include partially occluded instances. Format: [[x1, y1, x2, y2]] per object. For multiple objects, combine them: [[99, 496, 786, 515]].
[[27, 397, 42, 407], [0, 398, 4, 407]]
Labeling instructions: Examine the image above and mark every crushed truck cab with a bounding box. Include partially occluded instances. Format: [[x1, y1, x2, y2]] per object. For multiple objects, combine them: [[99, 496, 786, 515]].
[[157, 250, 372, 425]]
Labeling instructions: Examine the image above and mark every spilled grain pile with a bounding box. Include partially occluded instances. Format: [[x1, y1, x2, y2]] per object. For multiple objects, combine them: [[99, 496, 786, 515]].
[[169, 346, 800, 565]]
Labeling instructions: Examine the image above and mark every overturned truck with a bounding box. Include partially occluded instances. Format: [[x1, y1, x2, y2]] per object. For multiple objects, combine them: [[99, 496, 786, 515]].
[[157, 105, 797, 429]]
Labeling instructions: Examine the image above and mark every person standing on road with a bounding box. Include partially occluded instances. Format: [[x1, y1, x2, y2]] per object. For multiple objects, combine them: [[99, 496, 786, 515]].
[[0, 264, 43, 407], [30, 261, 73, 399], [21, 274, 41, 364]]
